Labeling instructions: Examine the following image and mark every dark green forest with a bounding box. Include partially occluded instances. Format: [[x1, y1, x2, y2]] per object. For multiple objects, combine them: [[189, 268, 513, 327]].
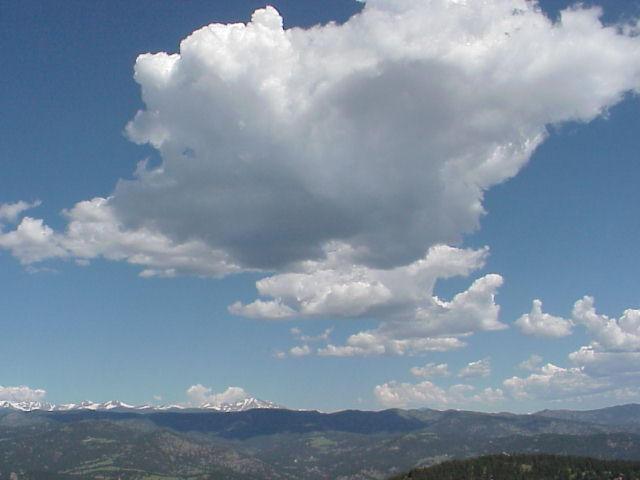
[[392, 454, 640, 480]]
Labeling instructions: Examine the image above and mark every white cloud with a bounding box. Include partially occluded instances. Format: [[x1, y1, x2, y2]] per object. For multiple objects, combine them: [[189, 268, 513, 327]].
[[506, 296, 640, 403], [0, 385, 47, 402], [229, 298, 295, 319], [360, 299, 640, 407], [185, 384, 249, 407], [289, 344, 312, 357], [569, 346, 640, 377], [375, 379, 504, 409], [515, 299, 573, 338], [410, 362, 450, 378], [234, 245, 505, 356], [518, 354, 544, 372], [503, 363, 610, 401], [458, 358, 491, 378], [1, 1, 638, 279], [0, 217, 69, 264], [232, 244, 488, 320], [318, 335, 464, 357], [503, 358, 640, 404], [113, 1, 640, 272], [517, 296, 640, 351], [0, 198, 241, 277], [271, 327, 335, 356], [572, 296, 640, 352], [504, 296, 640, 400], [317, 273, 504, 356], [0, 200, 40, 224]]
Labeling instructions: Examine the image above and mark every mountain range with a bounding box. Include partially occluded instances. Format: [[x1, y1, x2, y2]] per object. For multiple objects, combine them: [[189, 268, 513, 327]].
[[1, 403, 640, 479], [0, 397, 281, 413]]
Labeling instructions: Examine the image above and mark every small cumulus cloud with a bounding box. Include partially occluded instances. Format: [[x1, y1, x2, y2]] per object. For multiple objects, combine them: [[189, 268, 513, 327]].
[[515, 299, 573, 338], [185, 385, 249, 407], [518, 354, 544, 372], [410, 362, 450, 378], [572, 296, 640, 352], [458, 358, 491, 378], [289, 345, 312, 357]]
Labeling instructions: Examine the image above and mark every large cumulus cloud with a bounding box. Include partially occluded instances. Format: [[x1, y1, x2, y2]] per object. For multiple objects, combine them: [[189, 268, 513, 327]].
[[115, 0, 640, 271], [2, 1, 640, 276]]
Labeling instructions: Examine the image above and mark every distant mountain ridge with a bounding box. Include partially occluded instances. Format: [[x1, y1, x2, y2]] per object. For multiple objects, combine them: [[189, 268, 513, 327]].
[[535, 403, 640, 428], [0, 396, 283, 413], [2, 403, 640, 479]]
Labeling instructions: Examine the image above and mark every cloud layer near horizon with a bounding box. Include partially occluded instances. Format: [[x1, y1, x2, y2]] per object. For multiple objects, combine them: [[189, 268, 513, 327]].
[[376, 297, 640, 409], [0, 385, 47, 403]]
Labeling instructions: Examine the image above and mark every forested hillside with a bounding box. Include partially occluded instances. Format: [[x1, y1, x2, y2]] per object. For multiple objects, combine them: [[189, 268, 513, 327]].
[[391, 454, 640, 480]]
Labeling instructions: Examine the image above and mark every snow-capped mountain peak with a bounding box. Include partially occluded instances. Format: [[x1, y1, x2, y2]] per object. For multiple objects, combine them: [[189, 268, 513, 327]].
[[0, 400, 55, 412], [198, 397, 282, 412], [0, 397, 285, 413]]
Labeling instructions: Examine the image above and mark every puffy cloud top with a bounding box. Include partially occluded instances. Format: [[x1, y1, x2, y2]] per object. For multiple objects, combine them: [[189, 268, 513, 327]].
[[233, 245, 506, 356], [515, 299, 574, 338], [113, 0, 640, 271], [186, 384, 249, 406], [0, 201, 40, 224], [573, 296, 640, 352]]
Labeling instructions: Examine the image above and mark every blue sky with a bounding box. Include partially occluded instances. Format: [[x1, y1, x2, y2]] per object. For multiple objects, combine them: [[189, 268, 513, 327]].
[[1, 0, 639, 412]]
